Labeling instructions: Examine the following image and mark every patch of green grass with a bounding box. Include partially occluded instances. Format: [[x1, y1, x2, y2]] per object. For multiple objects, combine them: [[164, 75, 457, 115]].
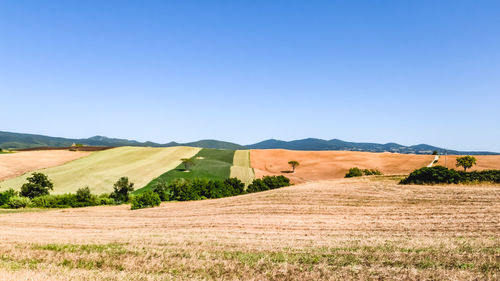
[[0, 146, 201, 194], [135, 148, 235, 194], [0, 208, 47, 214], [32, 242, 127, 255]]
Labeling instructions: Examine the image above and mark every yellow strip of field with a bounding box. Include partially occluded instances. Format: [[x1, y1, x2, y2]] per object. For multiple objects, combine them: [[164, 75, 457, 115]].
[[0, 146, 201, 194], [229, 150, 255, 186]]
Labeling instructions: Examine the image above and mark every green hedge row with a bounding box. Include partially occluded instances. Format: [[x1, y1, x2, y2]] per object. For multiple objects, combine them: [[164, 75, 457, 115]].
[[400, 166, 500, 185]]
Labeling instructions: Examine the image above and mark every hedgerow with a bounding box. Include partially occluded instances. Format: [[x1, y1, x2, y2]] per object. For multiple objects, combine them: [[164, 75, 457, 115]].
[[400, 166, 500, 185]]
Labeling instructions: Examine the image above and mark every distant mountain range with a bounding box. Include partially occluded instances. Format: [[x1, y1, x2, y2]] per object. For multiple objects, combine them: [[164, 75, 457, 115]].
[[0, 131, 497, 155], [0, 131, 246, 151], [246, 138, 498, 155]]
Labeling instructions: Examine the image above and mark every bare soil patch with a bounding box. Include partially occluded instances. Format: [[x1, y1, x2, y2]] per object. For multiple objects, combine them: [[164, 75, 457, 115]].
[[251, 149, 434, 183], [0, 150, 91, 181]]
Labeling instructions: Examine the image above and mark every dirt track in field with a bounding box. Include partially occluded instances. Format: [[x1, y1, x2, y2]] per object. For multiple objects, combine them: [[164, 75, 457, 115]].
[[250, 149, 434, 183], [436, 155, 500, 171], [0, 150, 91, 181]]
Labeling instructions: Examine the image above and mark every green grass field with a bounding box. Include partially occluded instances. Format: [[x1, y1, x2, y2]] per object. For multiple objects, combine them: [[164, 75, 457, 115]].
[[135, 148, 235, 194], [229, 150, 255, 186], [0, 146, 201, 194]]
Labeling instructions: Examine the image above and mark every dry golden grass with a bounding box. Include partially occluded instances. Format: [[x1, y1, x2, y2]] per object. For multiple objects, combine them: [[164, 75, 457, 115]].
[[0, 178, 498, 280]]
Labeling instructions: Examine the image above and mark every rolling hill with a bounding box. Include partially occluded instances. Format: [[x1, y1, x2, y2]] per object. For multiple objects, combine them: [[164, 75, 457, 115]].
[[0, 131, 245, 150], [1, 131, 497, 155], [246, 138, 499, 155]]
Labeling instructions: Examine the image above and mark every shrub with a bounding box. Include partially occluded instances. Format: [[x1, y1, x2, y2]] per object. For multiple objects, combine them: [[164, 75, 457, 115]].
[[346, 168, 382, 177], [399, 166, 500, 185], [247, 176, 290, 193], [131, 190, 161, 210], [0, 189, 17, 206], [246, 178, 268, 193], [76, 187, 93, 203], [8, 196, 31, 208], [152, 179, 171, 201], [20, 172, 54, 199], [97, 195, 115, 205], [110, 177, 134, 204], [169, 179, 200, 201], [400, 166, 461, 184], [345, 167, 363, 178], [224, 178, 245, 195]]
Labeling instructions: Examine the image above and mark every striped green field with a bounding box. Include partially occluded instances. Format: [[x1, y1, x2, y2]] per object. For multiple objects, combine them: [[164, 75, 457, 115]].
[[0, 146, 201, 194], [135, 148, 235, 194], [230, 150, 255, 186]]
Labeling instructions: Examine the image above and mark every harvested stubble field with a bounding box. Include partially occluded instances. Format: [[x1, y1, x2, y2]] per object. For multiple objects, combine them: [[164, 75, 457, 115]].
[[0, 146, 201, 194], [229, 150, 255, 186], [436, 155, 500, 171], [251, 149, 434, 183], [0, 150, 91, 181], [0, 177, 498, 280]]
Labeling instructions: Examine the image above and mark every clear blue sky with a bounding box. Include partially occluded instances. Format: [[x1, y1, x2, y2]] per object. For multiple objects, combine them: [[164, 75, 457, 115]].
[[1, 0, 499, 151]]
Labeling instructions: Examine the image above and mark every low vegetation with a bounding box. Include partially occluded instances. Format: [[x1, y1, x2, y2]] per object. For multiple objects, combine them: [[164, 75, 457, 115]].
[[400, 166, 500, 184], [137, 148, 235, 194], [140, 175, 289, 205], [345, 167, 382, 178], [130, 190, 161, 210], [0, 173, 122, 209], [1, 171, 291, 210]]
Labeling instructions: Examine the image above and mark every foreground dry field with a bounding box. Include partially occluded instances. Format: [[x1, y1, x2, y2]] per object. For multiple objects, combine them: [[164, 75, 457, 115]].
[[0, 150, 91, 181], [251, 149, 434, 183], [436, 155, 500, 171], [0, 177, 498, 280]]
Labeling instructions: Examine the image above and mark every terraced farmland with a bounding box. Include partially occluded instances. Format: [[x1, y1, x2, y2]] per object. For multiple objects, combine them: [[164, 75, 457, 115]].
[[135, 148, 235, 194], [229, 150, 255, 186], [0, 146, 200, 194]]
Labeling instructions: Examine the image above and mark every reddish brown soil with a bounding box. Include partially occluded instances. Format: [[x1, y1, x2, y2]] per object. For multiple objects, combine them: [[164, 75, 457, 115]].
[[250, 149, 434, 183], [436, 155, 500, 171], [0, 150, 91, 181]]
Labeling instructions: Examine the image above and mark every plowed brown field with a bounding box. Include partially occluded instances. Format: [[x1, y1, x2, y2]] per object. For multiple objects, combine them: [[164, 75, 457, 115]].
[[0, 177, 497, 280], [436, 155, 500, 171], [0, 150, 91, 181], [250, 149, 434, 183]]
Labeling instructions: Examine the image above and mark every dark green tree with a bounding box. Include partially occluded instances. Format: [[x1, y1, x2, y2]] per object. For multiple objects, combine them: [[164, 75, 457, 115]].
[[20, 172, 54, 198], [180, 158, 195, 171], [152, 179, 171, 201], [131, 190, 161, 210], [76, 186, 93, 203], [456, 155, 476, 172], [345, 167, 363, 178], [110, 177, 134, 203], [288, 160, 300, 173]]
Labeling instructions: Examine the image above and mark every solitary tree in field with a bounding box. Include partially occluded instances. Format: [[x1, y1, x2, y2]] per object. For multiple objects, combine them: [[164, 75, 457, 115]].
[[110, 177, 134, 203], [456, 155, 476, 172], [181, 158, 195, 171], [20, 172, 53, 198], [288, 160, 300, 173]]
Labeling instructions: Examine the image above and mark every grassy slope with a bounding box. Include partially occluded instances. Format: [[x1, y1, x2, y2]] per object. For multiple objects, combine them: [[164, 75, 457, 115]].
[[0, 146, 201, 194], [135, 148, 235, 194], [230, 150, 255, 186]]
